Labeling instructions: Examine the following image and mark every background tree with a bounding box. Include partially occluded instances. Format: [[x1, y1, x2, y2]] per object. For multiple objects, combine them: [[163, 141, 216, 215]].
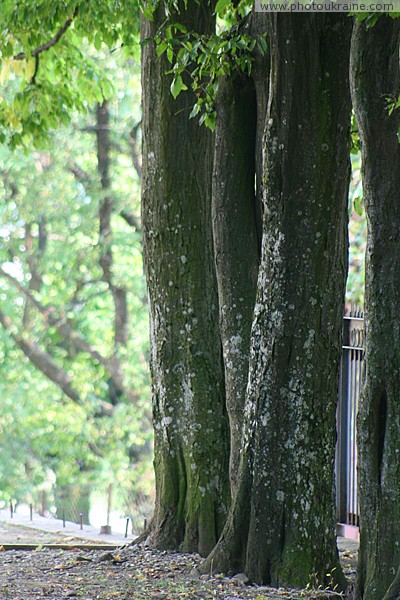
[[0, 48, 153, 524], [351, 16, 400, 600]]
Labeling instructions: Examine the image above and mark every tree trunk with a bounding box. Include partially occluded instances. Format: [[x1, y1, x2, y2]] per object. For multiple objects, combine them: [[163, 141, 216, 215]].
[[249, 12, 269, 241], [350, 18, 400, 600], [96, 101, 129, 350], [141, 3, 230, 556], [211, 12, 270, 493], [202, 14, 352, 588], [212, 73, 259, 492]]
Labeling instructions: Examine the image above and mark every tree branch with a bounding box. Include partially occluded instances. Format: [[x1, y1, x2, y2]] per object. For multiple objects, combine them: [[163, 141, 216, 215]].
[[13, 7, 78, 61], [128, 122, 142, 180], [68, 162, 90, 181], [120, 210, 141, 232], [0, 265, 135, 400], [109, 122, 142, 181], [0, 306, 116, 417], [0, 309, 80, 403], [68, 161, 141, 232]]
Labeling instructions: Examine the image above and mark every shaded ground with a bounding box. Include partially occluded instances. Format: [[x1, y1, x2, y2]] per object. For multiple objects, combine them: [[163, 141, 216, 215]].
[[0, 522, 357, 600]]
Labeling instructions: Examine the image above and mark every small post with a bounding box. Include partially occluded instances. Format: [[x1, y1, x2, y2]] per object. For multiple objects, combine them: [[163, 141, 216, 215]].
[[10, 501, 13, 518], [41, 491, 46, 516], [143, 517, 147, 532], [80, 513, 83, 530], [106, 483, 112, 528], [100, 484, 113, 534], [62, 510, 66, 528], [125, 517, 130, 539], [29, 504, 33, 521]]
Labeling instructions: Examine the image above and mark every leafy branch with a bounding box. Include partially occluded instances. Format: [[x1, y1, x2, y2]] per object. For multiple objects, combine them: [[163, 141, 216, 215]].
[[0, 265, 137, 404], [0, 308, 80, 403], [13, 7, 79, 61], [148, 21, 267, 130]]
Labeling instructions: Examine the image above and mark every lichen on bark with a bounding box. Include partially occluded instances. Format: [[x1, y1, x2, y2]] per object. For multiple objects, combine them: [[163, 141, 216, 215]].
[[212, 72, 260, 492], [351, 17, 400, 600], [202, 14, 352, 588], [141, 1, 230, 556]]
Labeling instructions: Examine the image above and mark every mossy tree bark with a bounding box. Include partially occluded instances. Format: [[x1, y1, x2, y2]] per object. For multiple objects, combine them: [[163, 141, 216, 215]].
[[211, 13, 269, 493], [202, 14, 352, 588], [249, 12, 269, 237], [350, 18, 400, 600], [212, 73, 259, 492], [141, 2, 230, 556]]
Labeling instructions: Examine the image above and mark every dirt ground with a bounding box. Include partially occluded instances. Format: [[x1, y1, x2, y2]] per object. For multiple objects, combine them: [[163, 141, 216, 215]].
[[0, 522, 357, 600]]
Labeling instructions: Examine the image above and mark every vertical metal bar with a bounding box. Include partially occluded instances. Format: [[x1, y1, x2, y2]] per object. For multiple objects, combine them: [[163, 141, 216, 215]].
[[336, 312, 364, 531], [353, 348, 359, 524], [347, 348, 355, 524], [357, 347, 363, 523], [336, 351, 343, 521], [337, 319, 350, 523], [350, 347, 354, 524], [352, 344, 358, 523], [125, 517, 130, 538], [346, 350, 353, 523]]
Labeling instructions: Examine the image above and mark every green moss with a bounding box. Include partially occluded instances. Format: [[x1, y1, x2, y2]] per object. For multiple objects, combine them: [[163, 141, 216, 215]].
[[273, 543, 346, 592], [273, 544, 314, 588]]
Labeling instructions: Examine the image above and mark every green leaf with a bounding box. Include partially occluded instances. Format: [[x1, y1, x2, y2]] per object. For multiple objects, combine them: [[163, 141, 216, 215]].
[[215, 0, 231, 14], [189, 103, 200, 119], [353, 196, 363, 217], [141, 5, 154, 20], [258, 36, 268, 56], [170, 75, 187, 99], [171, 23, 187, 34], [101, 79, 114, 101], [205, 112, 216, 131], [156, 40, 168, 57], [94, 32, 103, 51]]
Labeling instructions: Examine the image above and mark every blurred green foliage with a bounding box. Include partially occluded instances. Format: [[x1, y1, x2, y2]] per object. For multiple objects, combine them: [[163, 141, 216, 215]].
[[0, 0, 140, 146], [0, 46, 154, 519], [347, 152, 366, 308]]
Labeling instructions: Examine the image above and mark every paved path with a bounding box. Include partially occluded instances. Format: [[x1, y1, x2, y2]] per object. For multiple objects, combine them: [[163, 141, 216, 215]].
[[0, 508, 136, 545], [337, 537, 358, 554], [0, 507, 358, 560]]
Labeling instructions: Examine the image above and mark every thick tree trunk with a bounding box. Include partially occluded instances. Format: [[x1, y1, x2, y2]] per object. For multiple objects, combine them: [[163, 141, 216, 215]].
[[141, 3, 230, 556], [249, 12, 269, 241], [211, 13, 270, 492], [212, 74, 259, 492], [202, 14, 352, 588], [350, 18, 400, 600]]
